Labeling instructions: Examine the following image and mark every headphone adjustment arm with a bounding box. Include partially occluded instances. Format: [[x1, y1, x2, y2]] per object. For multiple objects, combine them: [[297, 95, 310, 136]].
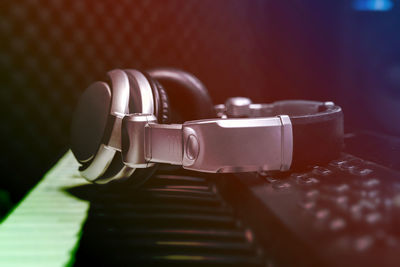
[[123, 114, 293, 173], [181, 116, 293, 173]]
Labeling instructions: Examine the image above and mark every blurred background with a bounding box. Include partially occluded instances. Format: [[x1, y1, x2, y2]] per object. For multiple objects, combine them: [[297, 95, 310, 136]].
[[1, 0, 400, 218]]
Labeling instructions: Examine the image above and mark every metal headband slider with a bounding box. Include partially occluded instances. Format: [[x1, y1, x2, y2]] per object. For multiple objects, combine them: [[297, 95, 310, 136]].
[[121, 113, 293, 173], [182, 116, 293, 173], [121, 114, 157, 168]]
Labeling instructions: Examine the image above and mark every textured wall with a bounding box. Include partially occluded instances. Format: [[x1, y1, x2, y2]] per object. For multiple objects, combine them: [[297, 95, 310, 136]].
[[0, 0, 273, 201]]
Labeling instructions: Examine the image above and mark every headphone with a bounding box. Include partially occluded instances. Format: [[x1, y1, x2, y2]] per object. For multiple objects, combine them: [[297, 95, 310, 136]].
[[70, 68, 344, 185]]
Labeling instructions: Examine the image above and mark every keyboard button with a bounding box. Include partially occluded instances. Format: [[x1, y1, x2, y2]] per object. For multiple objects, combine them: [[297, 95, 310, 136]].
[[330, 218, 346, 231], [305, 189, 320, 199], [264, 176, 278, 183], [334, 184, 350, 193], [349, 167, 373, 177], [315, 208, 330, 220], [365, 212, 382, 224], [354, 235, 374, 252], [329, 159, 348, 168], [312, 166, 332, 176], [358, 199, 377, 210], [350, 200, 378, 221], [362, 179, 380, 188], [367, 190, 379, 198], [298, 200, 317, 211], [295, 176, 320, 186], [335, 196, 349, 210], [272, 181, 292, 191]]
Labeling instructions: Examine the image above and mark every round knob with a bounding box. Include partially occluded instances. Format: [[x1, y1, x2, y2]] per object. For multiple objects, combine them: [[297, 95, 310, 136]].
[[186, 134, 199, 160], [225, 97, 252, 117]]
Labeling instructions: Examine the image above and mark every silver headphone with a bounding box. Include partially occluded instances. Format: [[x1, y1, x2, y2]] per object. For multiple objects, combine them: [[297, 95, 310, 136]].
[[70, 68, 344, 184]]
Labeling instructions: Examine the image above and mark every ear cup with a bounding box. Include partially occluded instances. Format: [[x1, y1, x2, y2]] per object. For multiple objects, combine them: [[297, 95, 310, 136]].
[[114, 70, 171, 187], [71, 70, 135, 183], [102, 70, 172, 186], [147, 68, 215, 123], [72, 68, 213, 185]]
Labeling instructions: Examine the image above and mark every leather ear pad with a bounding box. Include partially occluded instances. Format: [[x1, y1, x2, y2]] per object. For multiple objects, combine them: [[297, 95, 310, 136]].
[[147, 68, 215, 123], [143, 72, 170, 124]]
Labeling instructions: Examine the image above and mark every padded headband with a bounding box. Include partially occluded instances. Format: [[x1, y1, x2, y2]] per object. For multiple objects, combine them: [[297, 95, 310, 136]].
[[250, 100, 344, 168]]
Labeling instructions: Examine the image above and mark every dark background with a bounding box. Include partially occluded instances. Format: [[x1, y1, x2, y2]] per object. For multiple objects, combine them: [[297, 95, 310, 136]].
[[1, 0, 400, 216]]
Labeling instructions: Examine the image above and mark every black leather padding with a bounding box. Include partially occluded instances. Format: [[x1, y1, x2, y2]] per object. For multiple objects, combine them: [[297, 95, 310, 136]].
[[271, 100, 344, 169], [144, 72, 170, 124], [291, 108, 344, 169], [262, 100, 344, 169], [147, 68, 216, 123]]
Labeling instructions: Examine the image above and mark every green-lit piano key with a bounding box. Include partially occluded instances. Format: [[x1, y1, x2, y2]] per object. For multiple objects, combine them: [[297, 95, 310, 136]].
[[0, 151, 89, 267]]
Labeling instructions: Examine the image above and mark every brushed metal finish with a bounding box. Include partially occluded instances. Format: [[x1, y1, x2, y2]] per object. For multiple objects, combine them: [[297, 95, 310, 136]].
[[225, 97, 252, 117], [80, 70, 131, 181], [278, 115, 293, 171], [108, 69, 130, 116], [124, 69, 154, 114], [182, 117, 292, 173], [145, 123, 183, 165], [81, 144, 116, 180], [122, 114, 157, 168], [122, 114, 293, 173]]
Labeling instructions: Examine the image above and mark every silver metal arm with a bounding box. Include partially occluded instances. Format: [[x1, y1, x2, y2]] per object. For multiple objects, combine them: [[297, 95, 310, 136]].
[[145, 123, 183, 165], [122, 114, 293, 173]]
